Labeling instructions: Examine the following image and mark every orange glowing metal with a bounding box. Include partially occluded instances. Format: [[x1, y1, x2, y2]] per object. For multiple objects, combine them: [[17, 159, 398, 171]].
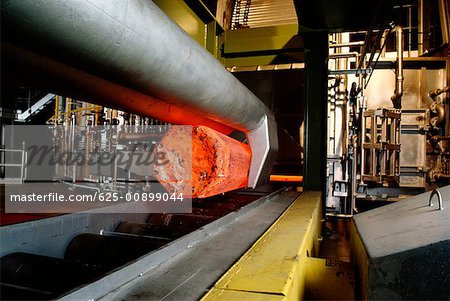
[[154, 126, 251, 198], [269, 175, 303, 182]]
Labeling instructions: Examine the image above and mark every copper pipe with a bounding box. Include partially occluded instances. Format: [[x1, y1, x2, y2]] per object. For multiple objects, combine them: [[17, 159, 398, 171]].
[[429, 86, 450, 99], [390, 26, 404, 108], [435, 104, 446, 125], [430, 103, 446, 126]]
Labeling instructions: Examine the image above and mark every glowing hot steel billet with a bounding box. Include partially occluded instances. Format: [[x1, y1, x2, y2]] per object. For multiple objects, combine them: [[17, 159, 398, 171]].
[[154, 126, 251, 198]]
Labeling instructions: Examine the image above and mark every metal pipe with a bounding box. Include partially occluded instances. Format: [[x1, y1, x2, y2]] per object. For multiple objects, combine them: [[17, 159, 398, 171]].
[[357, 29, 373, 72], [54, 95, 59, 124], [435, 104, 446, 125], [429, 86, 450, 99], [329, 52, 360, 59], [2, 43, 234, 134], [428, 189, 444, 210], [418, 0, 424, 55], [390, 26, 404, 109], [430, 102, 446, 127], [433, 173, 450, 182], [438, 0, 450, 44], [1, 0, 278, 187], [329, 41, 365, 48], [366, 28, 385, 70], [380, 29, 389, 57], [2, 0, 269, 133], [430, 135, 450, 142]]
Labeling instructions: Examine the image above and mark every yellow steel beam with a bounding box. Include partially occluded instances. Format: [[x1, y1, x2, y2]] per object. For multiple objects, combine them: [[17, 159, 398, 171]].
[[48, 105, 100, 124], [154, 0, 206, 47], [305, 257, 354, 300], [54, 95, 59, 120], [224, 55, 280, 67], [153, 0, 221, 58], [224, 24, 300, 54], [201, 191, 322, 301], [222, 24, 303, 67], [204, 289, 286, 300], [349, 219, 370, 300]]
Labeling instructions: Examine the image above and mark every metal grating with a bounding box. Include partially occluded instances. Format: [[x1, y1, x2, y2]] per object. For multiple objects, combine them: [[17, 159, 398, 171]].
[[232, 0, 298, 29]]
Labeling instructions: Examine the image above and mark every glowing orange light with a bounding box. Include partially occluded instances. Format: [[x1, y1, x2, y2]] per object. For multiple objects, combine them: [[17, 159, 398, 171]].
[[154, 126, 251, 198], [269, 175, 303, 182]]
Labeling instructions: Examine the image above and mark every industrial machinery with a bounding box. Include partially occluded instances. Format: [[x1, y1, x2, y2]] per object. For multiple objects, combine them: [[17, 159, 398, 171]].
[[326, 27, 450, 215], [0, 0, 449, 300], [0, 0, 282, 298], [1, 0, 277, 190]]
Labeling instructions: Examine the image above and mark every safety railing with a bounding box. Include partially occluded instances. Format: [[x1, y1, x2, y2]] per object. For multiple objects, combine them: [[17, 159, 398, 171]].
[[0, 143, 27, 184]]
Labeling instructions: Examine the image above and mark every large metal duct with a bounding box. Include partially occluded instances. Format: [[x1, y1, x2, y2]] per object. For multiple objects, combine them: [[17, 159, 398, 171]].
[[1, 0, 277, 187], [1, 43, 235, 135]]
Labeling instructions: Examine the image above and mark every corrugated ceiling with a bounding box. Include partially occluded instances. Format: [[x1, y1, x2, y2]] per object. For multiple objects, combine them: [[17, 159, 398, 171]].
[[232, 0, 298, 29]]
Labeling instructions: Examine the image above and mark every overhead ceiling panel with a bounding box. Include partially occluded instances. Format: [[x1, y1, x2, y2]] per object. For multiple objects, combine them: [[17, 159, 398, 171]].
[[232, 0, 298, 29]]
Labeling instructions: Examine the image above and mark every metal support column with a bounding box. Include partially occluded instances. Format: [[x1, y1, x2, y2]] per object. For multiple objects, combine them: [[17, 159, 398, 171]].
[[302, 31, 328, 197]]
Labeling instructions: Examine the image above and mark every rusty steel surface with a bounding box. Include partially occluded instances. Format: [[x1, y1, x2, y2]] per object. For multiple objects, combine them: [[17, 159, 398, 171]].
[[154, 126, 251, 198]]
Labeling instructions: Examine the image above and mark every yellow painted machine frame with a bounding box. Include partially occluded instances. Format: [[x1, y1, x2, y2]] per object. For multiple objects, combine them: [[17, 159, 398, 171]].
[[202, 191, 323, 301]]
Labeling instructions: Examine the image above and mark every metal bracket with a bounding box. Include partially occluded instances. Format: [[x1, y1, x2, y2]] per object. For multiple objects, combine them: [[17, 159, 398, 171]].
[[428, 189, 443, 210], [247, 114, 278, 188]]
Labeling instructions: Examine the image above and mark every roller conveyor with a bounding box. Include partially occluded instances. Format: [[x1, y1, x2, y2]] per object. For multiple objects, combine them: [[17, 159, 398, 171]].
[[0, 185, 295, 300]]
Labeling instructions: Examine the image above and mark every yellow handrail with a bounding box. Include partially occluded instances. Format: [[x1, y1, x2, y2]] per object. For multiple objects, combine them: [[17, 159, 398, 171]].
[[48, 104, 101, 124]]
